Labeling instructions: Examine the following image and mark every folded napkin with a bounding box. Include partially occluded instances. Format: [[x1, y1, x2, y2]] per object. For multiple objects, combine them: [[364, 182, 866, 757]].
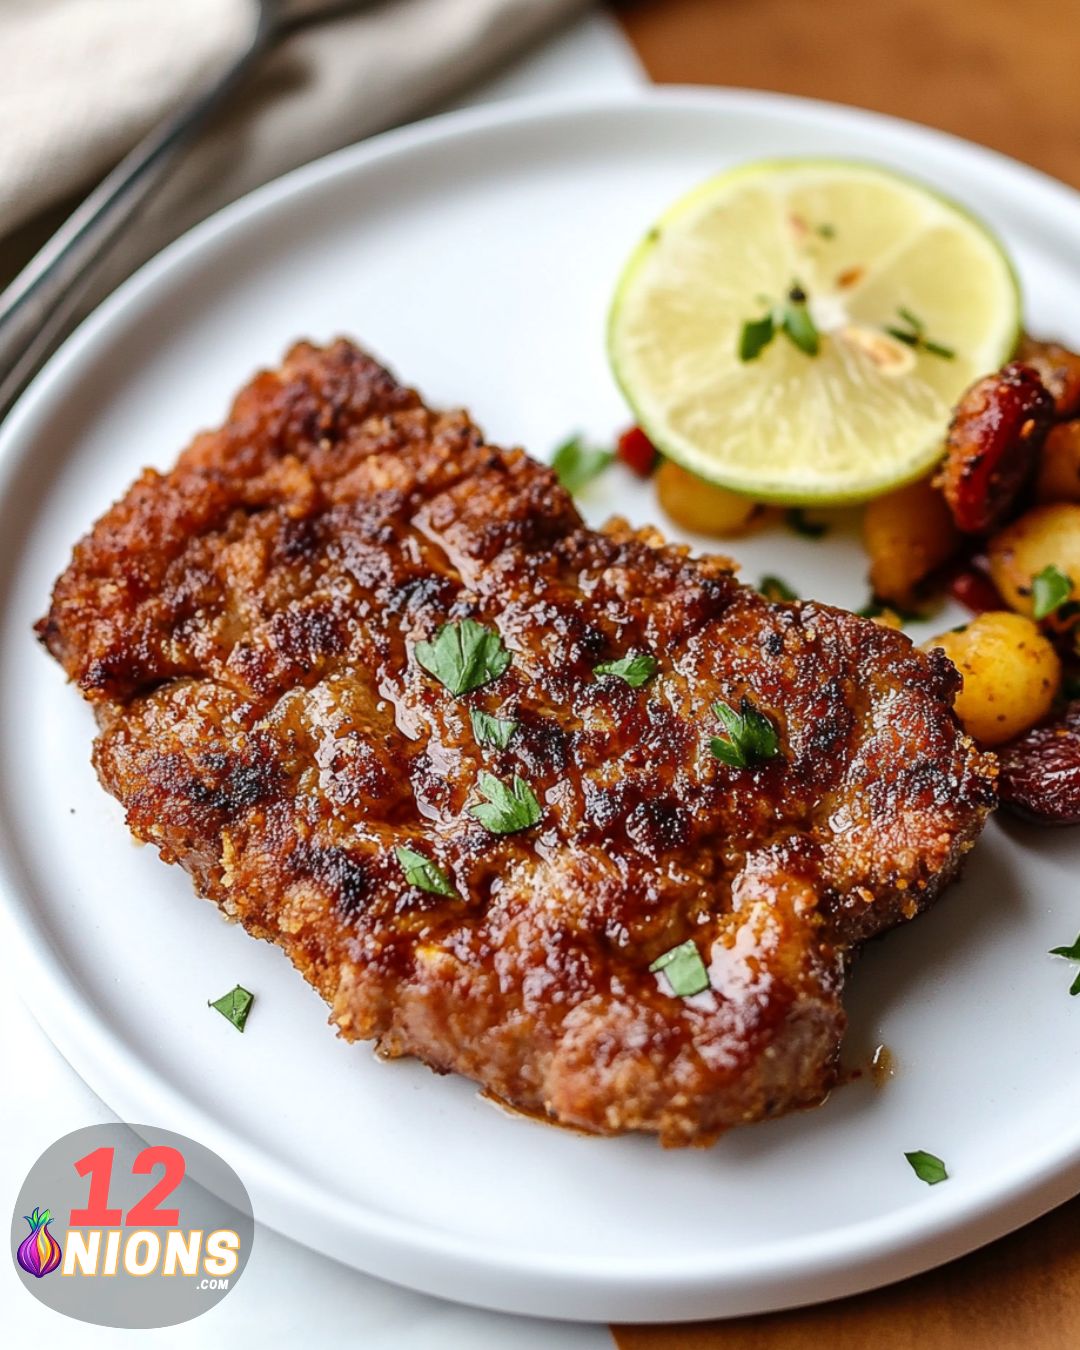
[[0, 0, 587, 300]]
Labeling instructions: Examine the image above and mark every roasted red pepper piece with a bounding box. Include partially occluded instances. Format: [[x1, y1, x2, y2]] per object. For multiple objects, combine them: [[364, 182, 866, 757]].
[[947, 566, 1005, 614], [616, 425, 658, 477]]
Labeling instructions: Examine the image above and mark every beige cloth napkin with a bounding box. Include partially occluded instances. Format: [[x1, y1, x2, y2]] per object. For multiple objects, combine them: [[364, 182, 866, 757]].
[[0, 0, 587, 299]]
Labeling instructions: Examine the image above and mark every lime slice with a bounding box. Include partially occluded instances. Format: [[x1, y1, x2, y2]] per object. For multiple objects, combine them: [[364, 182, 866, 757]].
[[607, 159, 1021, 504]]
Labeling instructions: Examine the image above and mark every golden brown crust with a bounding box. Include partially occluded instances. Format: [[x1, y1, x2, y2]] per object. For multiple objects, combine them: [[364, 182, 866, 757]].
[[39, 340, 997, 1144]]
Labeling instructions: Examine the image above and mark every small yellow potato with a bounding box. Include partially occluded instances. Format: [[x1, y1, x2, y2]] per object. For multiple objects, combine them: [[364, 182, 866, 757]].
[[924, 611, 1061, 746], [862, 476, 960, 605], [986, 503, 1080, 617], [1035, 422, 1080, 504], [655, 460, 764, 537]]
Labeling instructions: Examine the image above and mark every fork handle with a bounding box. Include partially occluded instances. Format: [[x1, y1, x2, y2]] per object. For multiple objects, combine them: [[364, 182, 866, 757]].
[[0, 11, 274, 425]]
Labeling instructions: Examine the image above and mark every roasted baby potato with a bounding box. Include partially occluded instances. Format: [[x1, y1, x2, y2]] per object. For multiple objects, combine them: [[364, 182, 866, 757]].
[[986, 503, 1080, 618], [1035, 421, 1080, 503], [862, 476, 960, 605], [924, 611, 1061, 746], [655, 460, 764, 537], [938, 363, 1053, 534]]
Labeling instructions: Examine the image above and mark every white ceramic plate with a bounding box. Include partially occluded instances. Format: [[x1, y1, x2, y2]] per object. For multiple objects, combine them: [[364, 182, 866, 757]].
[[2, 90, 1079, 1324]]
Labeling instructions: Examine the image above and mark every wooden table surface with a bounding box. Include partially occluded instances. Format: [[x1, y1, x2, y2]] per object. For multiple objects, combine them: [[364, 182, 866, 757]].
[[610, 1, 1080, 1346]]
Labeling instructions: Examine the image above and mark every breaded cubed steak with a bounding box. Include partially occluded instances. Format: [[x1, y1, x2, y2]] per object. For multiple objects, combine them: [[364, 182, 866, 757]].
[[39, 340, 996, 1145]]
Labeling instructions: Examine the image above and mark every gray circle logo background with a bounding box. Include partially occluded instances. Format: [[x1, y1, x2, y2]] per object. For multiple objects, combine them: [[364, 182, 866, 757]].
[[11, 1122, 253, 1328]]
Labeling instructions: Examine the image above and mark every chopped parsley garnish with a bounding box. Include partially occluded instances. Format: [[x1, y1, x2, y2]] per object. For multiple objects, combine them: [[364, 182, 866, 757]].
[[786, 507, 829, 539], [469, 708, 518, 750], [1032, 564, 1073, 620], [710, 697, 780, 769], [209, 985, 254, 1033], [469, 772, 542, 835], [395, 845, 458, 898], [551, 435, 614, 494], [739, 311, 776, 362], [781, 283, 820, 356], [415, 618, 511, 697], [905, 1150, 948, 1185], [816, 222, 836, 240], [759, 574, 799, 602], [738, 281, 820, 362], [885, 307, 955, 360], [1050, 933, 1080, 996], [594, 652, 658, 688], [649, 939, 710, 998]]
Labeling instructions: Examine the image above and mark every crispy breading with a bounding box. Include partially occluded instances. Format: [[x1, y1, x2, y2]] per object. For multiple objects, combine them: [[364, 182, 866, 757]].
[[39, 340, 996, 1144]]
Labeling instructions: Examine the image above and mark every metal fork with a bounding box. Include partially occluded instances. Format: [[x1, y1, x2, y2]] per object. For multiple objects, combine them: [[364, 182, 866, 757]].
[[0, 0, 362, 424]]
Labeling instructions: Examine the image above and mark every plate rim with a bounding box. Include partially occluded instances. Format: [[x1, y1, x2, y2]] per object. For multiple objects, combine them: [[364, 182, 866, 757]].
[[1, 85, 1079, 1322]]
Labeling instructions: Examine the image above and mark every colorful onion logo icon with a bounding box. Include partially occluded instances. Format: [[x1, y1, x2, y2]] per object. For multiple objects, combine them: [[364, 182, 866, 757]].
[[16, 1206, 62, 1278]]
